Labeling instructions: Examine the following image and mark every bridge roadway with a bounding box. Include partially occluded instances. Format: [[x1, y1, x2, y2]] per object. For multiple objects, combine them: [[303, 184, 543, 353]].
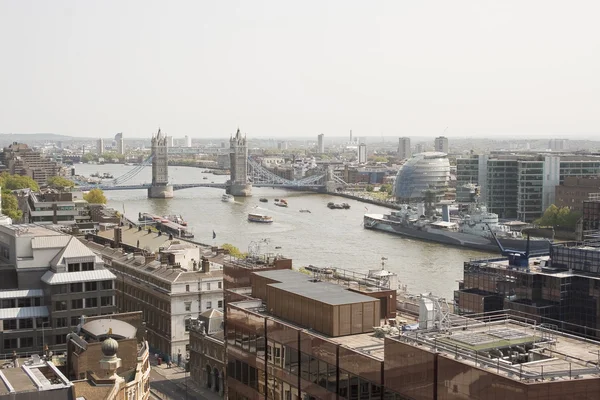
[[77, 183, 326, 192]]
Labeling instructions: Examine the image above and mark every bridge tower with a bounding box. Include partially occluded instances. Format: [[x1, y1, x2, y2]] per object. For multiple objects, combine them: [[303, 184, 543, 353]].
[[227, 128, 252, 196], [148, 128, 174, 198]]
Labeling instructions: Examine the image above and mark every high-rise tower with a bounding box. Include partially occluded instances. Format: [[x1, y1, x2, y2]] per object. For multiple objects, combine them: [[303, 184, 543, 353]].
[[398, 137, 411, 160], [227, 128, 252, 196], [148, 128, 174, 198]]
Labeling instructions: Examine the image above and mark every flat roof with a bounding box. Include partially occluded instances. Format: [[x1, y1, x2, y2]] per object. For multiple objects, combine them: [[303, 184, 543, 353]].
[[0, 224, 64, 238], [400, 318, 600, 381], [0, 359, 71, 394], [255, 269, 378, 306]]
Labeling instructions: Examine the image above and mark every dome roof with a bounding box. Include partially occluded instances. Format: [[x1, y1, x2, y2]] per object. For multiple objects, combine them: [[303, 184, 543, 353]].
[[394, 152, 450, 200], [101, 337, 119, 357]]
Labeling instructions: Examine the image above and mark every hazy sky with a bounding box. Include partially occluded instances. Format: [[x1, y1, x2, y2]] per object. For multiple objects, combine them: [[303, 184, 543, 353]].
[[1, 1, 599, 139]]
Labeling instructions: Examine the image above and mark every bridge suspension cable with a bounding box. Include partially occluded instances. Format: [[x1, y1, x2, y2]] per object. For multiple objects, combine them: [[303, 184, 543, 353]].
[[112, 155, 154, 185]]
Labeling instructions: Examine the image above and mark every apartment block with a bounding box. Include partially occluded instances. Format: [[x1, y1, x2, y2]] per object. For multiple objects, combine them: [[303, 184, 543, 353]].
[[0, 142, 66, 185], [397, 137, 411, 160], [0, 224, 116, 354]]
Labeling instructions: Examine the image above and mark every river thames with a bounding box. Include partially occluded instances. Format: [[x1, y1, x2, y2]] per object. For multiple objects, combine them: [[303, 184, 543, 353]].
[[75, 164, 493, 299]]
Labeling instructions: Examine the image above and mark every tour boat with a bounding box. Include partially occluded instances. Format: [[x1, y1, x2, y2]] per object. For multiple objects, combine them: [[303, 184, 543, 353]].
[[248, 213, 273, 223]]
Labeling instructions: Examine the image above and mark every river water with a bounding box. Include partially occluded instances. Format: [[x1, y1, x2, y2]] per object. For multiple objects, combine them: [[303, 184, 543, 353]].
[[74, 164, 492, 299]]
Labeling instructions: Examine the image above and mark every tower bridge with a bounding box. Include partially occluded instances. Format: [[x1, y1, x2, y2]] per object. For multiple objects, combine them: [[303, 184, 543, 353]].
[[76, 129, 347, 197]]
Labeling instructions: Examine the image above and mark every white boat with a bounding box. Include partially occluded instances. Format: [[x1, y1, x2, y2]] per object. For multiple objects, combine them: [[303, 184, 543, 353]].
[[274, 199, 288, 207], [221, 194, 235, 203], [248, 213, 273, 223]]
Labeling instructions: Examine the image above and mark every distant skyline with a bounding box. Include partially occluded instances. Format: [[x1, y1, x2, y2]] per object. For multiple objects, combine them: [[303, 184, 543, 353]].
[[1, 1, 599, 139]]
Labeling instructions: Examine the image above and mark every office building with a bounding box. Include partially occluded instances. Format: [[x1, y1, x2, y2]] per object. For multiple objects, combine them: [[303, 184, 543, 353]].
[[397, 137, 411, 160], [185, 135, 192, 147], [555, 176, 600, 213], [414, 143, 426, 154], [189, 309, 225, 396], [84, 236, 226, 363], [0, 143, 65, 186], [97, 138, 104, 154], [0, 354, 72, 398], [393, 152, 451, 201], [0, 224, 116, 354], [456, 153, 600, 221], [434, 136, 449, 153], [549, 138, 568, 151], [358, 143, 367, 164], [114, 132, 124, 155], [317, 134, 325, 153], [581, 199, 600, 241], [224, 264, 600, 399]]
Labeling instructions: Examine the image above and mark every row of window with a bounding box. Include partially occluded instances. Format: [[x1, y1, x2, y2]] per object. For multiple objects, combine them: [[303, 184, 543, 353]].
[[67, 262, 95, 272], [227, 357, 409, 400], [183, 300, 223, 312], [55, 296, 113, 311], [3, 317, 48, 331], [1, 297, 42, 309]]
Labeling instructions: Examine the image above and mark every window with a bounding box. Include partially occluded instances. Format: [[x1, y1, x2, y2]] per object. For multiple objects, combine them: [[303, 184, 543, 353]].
[[101, 280, 113, 290], [186, 284, 190, 292], [3, 319, 17, 330], [87, 297, 98, 307], [1, 299, 15, 308], [185, 302, 191, 312], [55, 301, 67, 311], [4, 338, 17, 349], [85, 282, 97, 291], [70, 283, 83, 293], [101, 296, 113, 307], [206, 301, 212, 310], [218, 300, 223, 308], [17, 298, 31, 307], [218, 281, 222, 289], [54, 285, 68, 294], [55, 335, 66, 344], [71, 299, 83, 309], [19, 319, 33, 329], [71, 317, 81, 327], [20, 337, 34, 348], [207, 283, 211, 291], [81, 262, 94, 271], [55, 317, 68, 328], [68, 263, 80, 272]]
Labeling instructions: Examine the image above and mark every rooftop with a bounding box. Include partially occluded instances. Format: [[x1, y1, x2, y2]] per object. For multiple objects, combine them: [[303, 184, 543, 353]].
[[399, 315, 600, 382], [0, 358, 71, 395], [97, 225, 194, 253], [0, 224, 64, 238], [254, 269, 378, 305], [83, 240, 225, 284]]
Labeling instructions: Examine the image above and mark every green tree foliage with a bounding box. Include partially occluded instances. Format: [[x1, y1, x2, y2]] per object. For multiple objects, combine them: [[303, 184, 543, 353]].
[[0, 173, 39, 191], [370, 156, 389, 163], [365, 185, 374, 192], [535, 204, 581, 230], [83, 188, 107, 204], [1, 191, 22, 220], [221, 243, 247, 259], [81, 153, 97, 163], [47, 176, 75, 189], [379, 183, 393, 195]]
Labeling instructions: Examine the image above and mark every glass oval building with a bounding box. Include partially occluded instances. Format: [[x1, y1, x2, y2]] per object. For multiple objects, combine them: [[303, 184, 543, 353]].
[[393, 152, 450, 200]]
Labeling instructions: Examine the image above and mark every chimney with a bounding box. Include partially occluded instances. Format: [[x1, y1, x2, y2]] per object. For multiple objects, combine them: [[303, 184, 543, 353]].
[[169, 233, 173, 240], [158, 231, 162, 236], [144, 253, 156, 264], [201, 257, 210, 273], [113, 227, 122, 248], [147, 228, 152, 234], [138, 226, 142, 231]]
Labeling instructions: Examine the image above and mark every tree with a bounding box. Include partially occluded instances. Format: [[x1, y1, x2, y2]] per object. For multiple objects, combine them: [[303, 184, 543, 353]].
[[0, 173, 39, 191], [365, 185, 374, 192], [536, 204, 581, 230], [1, 191, 22, 220], [83, 188, 107, 204], [380, 183, 393, 195], [47, 176, 75, 189], [221, 243, 247, 259]]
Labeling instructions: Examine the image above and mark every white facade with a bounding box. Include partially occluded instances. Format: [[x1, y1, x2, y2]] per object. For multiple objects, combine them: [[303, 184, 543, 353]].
[[398, 137, 411, 160], [358, 143, 367, 164], [97, 138, 104, 154], [185, 135, 192, 147], [317, 134, 325, 153]]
